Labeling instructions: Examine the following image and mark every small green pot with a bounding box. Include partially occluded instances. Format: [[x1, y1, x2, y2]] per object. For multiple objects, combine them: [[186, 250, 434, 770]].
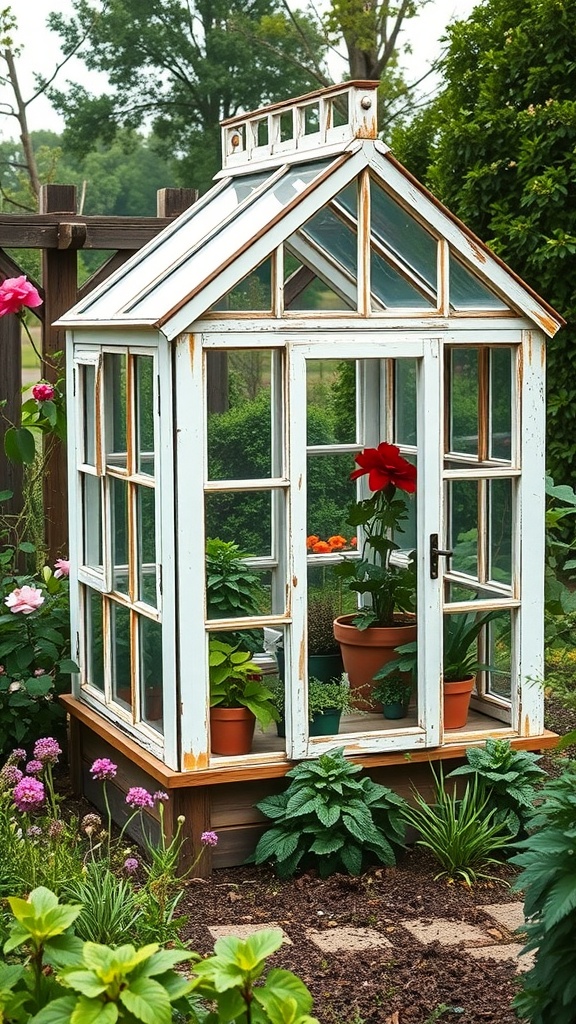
[[382, 701, 409, 720], [309, 708, 342, 736]]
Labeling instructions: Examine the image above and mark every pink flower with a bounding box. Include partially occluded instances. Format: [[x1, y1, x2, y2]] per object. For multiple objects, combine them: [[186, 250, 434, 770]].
[[9, 748, 26, 763], [54, 558, 70, 579], [0, 766, 23, 789], [125, 787, 154, 809], [90, 758, 117, 781], [32, 382, 55, 402], [26, 760, 44, 776], [0, 276, 42, 316], [5, 586, 45, 614], [13, 776, 45, 812], [33, 738, 62, 765], [123, 857, 139, 874], [153, 790, 169, 803], [201, 830, 219, 847]]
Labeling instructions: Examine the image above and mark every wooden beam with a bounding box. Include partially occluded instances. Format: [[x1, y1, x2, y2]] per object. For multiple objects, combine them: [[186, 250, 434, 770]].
[[0, 315, 23, 517], [157, 188, 198, 218], [0, 215, 180, 250]]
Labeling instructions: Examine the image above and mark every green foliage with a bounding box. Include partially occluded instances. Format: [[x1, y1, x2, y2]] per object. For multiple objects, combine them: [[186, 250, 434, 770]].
[[252, 747, 406, 878], [371, 671, 412, 708], [0, 557, 77, 758], [391, 0, 576, 489], [188, 928, 319, 1024], [400, 766, 511, 885], [209, 639, 279, 729], [447, 738, 545, 840], [511, 762, 576, 1023], [205, 538, 265, 653], [306, 593, 340, 656], [544, 476, 576, 632], [307, 677, 357, 718], [61, 862, 143, 946]]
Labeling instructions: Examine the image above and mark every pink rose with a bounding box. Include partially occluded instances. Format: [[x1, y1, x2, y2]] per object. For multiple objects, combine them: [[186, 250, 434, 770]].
[[54, 558, 70, 579], [5, 586, 45, 614], [32, 382, 55, 402], [0, 276, 42, 316]]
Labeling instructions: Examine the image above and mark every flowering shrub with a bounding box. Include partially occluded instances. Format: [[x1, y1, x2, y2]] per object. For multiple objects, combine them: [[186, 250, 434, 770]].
[[0, 557, 77, 757], [332, 441, 417, 629], [306, 534, 357, 553], [0, 275, 66, 465]]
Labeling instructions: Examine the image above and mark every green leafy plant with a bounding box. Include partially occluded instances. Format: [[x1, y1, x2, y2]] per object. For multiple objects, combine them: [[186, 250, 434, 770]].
[[252, 746, 407, 878], [372, 671, 412, 708], [206, 538, 265, 653], [511, 762, 576, 1024], [307, 593, 341, 656], [0, 557, 77, 757], [447, 738, 545, 840], [188, 927, 319, 1024], [307, 677, 358, 718], [209, 638, 279, 730], [62, 861, 143, 945], [401, 765, 511, 885]]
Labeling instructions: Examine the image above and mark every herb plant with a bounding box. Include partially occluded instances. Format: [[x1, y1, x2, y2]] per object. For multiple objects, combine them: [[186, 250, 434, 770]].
[[252, 746, 407, 878], [401, 765, 511, 885], [448, 738, 545, 839], [511, 762, 576, 1024], [209, 639, 279, 730]]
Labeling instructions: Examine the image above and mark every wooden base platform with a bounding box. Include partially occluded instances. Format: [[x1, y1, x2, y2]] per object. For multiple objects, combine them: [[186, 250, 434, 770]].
[[61, 694, 559, 876]]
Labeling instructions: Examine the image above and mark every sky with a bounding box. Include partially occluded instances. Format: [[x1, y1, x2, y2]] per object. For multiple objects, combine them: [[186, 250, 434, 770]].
[[1, 0, 479, 137]]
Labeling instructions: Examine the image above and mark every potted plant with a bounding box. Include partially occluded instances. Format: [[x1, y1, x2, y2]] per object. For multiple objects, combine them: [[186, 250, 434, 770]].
[[271, 676, 359, 738], [209, 638, 279, 755], [331, 442, 417, 707], [206, 538, 266, 653], [306, 593, 344, 682], [372, 672, 413, 719], [373, 610, 500, 729]]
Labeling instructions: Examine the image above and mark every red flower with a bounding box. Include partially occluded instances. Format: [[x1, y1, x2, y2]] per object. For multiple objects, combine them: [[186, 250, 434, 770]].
[[306, 535, 320, 549], [328, 535, 347, 550], [350, 442, 416, 494], [0, 276, 42, 316], [312, 540, 331, 553]]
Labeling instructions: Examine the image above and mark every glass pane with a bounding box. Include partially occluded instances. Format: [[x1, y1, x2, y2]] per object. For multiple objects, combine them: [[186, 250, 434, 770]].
[[85, 588, 104, 691], [491, 348, 512, 460], [82, 474, 103, 571], [300, 205, 357, 279], [211, 258, 272, 312], [371, 250, 434, 309], [82, 364, 96, 467], [111, 477, 129, 596], [205, 491, 273, 558], [137, 485, 157, 607], [206, 537, 271, 626], [284, 251, 353, 310], [449, 349, 478, 456], [307, 451, 358, 543], [111, 602, 131, 708], [307, 359, 356, 446], [140, 616, 163, 732], [368, 179, 438, 289], [450, 256, 508, 310], [104, 353, 127, 471], [448, 479, 479, 578], [489, 478, 513, 585], [395, 360, 417, 446], [207, 350, 276, 480], [486, 611, 512, 700], [135, 355, 155, 477]]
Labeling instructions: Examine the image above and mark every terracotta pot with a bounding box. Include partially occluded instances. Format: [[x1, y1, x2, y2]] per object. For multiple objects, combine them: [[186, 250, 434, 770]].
[[443, 676, 475, 730], [210, 707, 256, 755], [333, 614, 417, 711]]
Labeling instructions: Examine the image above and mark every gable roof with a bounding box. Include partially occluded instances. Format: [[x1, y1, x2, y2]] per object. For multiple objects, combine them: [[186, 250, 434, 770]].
[[57, 85, 564, 340]]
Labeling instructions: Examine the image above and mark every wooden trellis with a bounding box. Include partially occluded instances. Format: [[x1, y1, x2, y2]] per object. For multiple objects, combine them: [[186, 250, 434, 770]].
[[0, 184, 197, 559]]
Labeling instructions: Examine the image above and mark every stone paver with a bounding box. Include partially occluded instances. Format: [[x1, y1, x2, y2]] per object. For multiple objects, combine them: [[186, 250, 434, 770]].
[[208, 924, 292, 945], [306, 926, 392, 953], [480, 902, 526, 935], [468, 943, 535, 973], [401, 919, 491, 947]]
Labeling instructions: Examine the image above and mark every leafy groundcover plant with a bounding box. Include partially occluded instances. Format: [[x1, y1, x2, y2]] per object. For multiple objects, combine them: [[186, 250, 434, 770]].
[[511, 761, 576, 1024], [252, 746, 407, 878], [0, 887, 319, 1024], [447, 738, 545, 841], [400, 765, 511, 885]]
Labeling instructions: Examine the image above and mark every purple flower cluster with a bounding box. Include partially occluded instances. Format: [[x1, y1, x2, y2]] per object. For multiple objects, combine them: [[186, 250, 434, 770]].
[[81, 813, 102, 835], [153, 790, 169, 803], [33, 738, 62, 765], [0, 765, 24, 789], [26, 760, 44, 776], [90, 758, 118, 781], [125, 787, 154, 809], [9, 748, 27, 764], [13, 777, 45, 812], [123, 857, 139, 874], [201, 830, 219, 847]]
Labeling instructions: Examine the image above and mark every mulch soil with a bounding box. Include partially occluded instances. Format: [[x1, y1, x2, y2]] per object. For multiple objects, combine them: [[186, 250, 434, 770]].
[[63, 695, 576, 1024]]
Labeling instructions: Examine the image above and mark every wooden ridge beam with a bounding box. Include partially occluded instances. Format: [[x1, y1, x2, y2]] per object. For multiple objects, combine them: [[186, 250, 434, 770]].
[[0, 215, 176, 250]]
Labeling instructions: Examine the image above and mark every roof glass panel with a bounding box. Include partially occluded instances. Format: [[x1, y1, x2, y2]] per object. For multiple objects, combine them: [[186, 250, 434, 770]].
[[299, 205, 357, 278], [284, 251, 353, 311], [128, 159, 335, 319], [79, 173, 271, 317], [450, 255, 509, 310], [209, 257, 272, 312], [371, 250, 435, 309]]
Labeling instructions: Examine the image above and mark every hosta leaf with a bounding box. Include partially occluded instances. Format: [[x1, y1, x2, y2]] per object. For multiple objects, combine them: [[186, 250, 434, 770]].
[[309, 833, 344, 855], [315, 802, 341, 828], [340, 843, 363, 875]]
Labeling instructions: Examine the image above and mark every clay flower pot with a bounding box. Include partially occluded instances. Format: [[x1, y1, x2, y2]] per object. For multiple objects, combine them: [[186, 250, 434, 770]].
[[443, 676, 475, 729], [210, 707, 256, 755], [333, 614, 417, 711]]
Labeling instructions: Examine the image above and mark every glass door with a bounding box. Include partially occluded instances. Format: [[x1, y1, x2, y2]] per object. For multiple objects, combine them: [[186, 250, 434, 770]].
[[286, 336, 443, 759]]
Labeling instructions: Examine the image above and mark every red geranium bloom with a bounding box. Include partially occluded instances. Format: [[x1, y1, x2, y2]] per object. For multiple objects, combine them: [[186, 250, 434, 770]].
[[328, 535, 347, 550], [350, 442, 416, 494], [306, 535, 320, 549], [312, 540, 331, 554]]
